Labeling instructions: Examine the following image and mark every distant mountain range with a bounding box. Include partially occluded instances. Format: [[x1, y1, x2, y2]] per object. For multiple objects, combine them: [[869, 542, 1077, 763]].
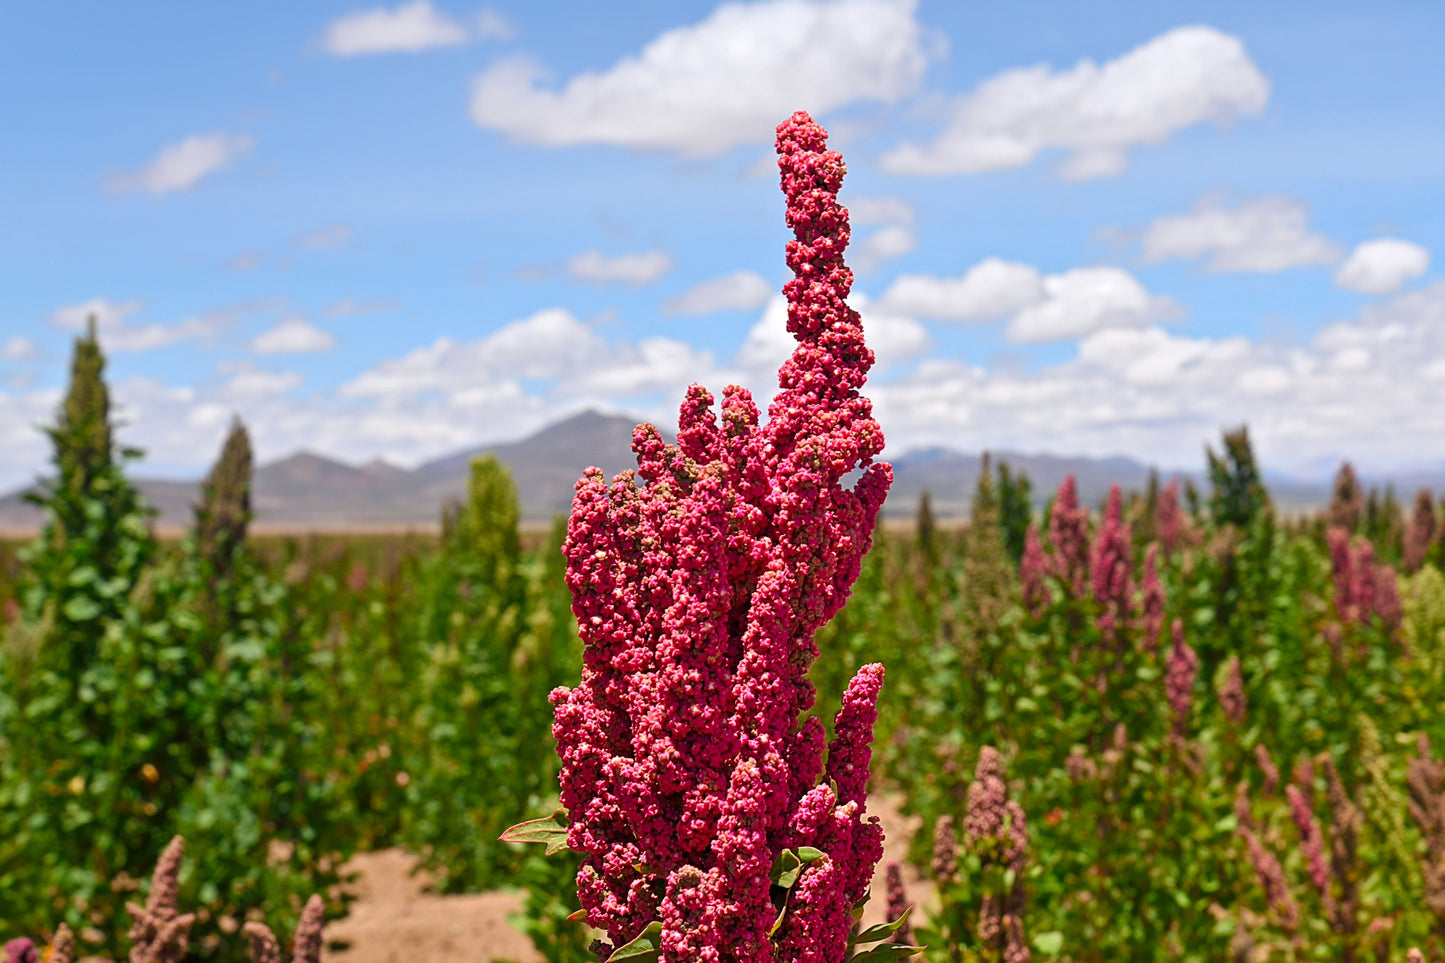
[[0, 409, 649, 532], [0, 409, 1435, 532]]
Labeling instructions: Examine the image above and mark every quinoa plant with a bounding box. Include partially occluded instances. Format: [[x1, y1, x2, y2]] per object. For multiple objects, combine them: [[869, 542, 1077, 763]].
[[404, 455, 577, 890], [0, 354, 344, 959], [507, 111, 911, 963]]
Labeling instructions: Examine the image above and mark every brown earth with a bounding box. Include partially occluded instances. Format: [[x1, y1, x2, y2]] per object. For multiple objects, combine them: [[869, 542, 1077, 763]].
[[324, 849, 539, 963], [323, 792, 933, 963]]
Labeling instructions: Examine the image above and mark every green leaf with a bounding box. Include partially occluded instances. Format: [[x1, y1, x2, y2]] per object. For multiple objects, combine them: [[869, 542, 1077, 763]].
[[1033, 931, 1064, 955], [796, 846, 826, 863], [500, 808, 571, 856], [847, 943, 926, 961], [62, 595, 102, 622], [850, 906, 914, 946], [771, 849, 803, 889], [607, 921, 662, 962]]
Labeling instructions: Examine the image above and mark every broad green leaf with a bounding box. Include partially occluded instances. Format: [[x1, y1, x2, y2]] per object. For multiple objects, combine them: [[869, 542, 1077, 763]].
[[608, 921, 662, 962], [851, 891, 871, 923], [62, 595, 102, 622], [847, 943, 926, 962], [771, 848, 803, 889], [500, 808, 571, 855], [1033, 931, 1064, 955], [850, 906, 914, 946]]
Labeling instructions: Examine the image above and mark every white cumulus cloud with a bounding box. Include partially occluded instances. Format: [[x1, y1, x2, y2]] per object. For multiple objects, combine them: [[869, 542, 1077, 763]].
[[568, 250, 673, 285], [876, 258, 1171, 342], [322, 1, 469, 55], [870, 281, 1445, 476], [1334, 238, 1431, 294], [1140, 195, 1341, 272], [341, 308, 606, 399], [737, 294, 930, 377], [663, 270, 774, 314], [847, 196, 914, 225], [879, 258, 1045, 322], [109, 133, 253, 195], [13, 282, 1445, 496], [881, 25, 1268, 178], [470, 0, 933, 156], [253, 319, 335, 354], [852, 225, 917, 273], [1006, 267, 1177, 342]]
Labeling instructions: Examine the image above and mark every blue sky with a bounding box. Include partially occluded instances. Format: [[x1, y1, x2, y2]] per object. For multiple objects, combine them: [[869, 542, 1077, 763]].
[[2, 0, 1442, 491]]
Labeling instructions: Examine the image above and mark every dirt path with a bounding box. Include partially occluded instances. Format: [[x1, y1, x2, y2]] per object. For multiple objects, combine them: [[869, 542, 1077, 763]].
[[324, 850, 540, 963], [324, 792, 932, 963], [863, 791, 936, 932]]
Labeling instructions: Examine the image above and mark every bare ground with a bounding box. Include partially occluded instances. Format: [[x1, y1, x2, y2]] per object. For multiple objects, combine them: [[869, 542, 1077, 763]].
[[323, 792, 933, 963], [324, 850, 539, 963]]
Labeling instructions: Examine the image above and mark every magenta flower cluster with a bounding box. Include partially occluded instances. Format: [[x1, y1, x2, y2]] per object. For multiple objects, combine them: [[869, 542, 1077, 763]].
[[1286, 784, 1333, 915], [549, 111, 892, 963], [1217, 655, 1247, 725], [1326, 527, 1403, 631], [1137, 545, 1166, 653], [1047, 476, 1091, 597], [1089, 487, 1133, 641], [1019, 525, 1051, 618], [1155, 480, 1187, 556], [964, 747, 1030, 963], [1163, 619, 1197, 737]]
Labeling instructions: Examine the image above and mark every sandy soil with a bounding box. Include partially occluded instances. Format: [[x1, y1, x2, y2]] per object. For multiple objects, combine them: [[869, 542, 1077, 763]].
[[323, 792, 933, 963], [864, 791, 936, 932], [324, 850, 540, 963]]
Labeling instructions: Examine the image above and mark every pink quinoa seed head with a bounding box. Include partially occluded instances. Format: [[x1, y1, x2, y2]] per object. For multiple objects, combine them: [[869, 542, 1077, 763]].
[[552, 111, 890, 962]]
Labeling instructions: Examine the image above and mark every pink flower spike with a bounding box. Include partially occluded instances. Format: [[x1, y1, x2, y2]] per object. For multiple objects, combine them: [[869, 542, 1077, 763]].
[[550, 111, 891, 963], [1164, 619, 1197, 737], [1090, 486, 1133, 642], [1019, 524, 1052, 618], [1048, 476, 1090, 597], [1156, 480, 1186, 555], [1137, 543, 1166, 653]]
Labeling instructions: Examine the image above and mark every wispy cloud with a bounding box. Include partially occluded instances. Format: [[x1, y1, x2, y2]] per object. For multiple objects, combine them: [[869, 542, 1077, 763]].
[[567, 250, 672, 285], [1, 336, 37, 361], [253, 318, 336, 354], [852, 225, 916, 273], [51, 298, 257, 352], [847, 196, 914, 226], [108, 133, 253, 195], [323, 298, 400, 318], [299, 224, 353, 251], [663, 270, 773, 315], [322, 1, 469, 55]]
